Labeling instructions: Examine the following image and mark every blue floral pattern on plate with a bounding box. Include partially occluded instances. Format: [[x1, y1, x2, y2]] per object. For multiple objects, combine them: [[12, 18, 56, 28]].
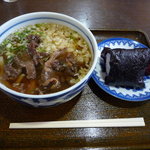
[[92, 38, 150, 101]]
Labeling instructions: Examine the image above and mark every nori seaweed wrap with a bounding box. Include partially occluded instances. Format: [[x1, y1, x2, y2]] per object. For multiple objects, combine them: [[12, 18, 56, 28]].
[[100, 47, 150, 89]]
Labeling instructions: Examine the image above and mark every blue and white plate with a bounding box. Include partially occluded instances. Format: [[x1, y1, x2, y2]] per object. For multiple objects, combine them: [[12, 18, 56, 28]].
[[92, 37, 150, 101]]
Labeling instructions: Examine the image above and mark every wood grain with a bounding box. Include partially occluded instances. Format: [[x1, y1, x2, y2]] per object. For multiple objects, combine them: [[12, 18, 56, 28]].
[[0, 0, 150, 149]]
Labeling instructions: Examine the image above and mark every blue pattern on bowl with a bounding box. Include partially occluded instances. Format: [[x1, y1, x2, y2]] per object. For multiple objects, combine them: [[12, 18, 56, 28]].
[[0, 13, 97, 107], [2, 76, 88, 107]]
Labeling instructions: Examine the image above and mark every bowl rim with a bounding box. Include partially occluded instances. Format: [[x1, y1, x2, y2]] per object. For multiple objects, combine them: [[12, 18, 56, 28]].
[[0, 12, 98, 98]]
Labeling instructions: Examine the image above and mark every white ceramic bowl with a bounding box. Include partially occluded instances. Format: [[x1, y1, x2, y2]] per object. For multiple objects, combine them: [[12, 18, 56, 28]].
[[0, 12, 98, 107]]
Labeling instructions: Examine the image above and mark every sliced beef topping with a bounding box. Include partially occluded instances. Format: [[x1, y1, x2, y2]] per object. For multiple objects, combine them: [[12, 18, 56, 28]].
[[4, 51, 36, 81], [27, 42, 40, 65], [27, 35, 49, 66], [27, 35, 41, 47], [40, 49, 79, 93], [27, 35, 41, 65], [14, 52, 36, 79], [4, 63, 22, 80], [40, 64, 61, 94], [40, 50, 64, 86], [51, 50, 79, 76], [44, 49, 63, 68], [41, 49, 65, 84]]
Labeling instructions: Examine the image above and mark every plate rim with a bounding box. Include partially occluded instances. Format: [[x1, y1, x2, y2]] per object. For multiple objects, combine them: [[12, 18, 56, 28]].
[[92, 37, 150, 102]]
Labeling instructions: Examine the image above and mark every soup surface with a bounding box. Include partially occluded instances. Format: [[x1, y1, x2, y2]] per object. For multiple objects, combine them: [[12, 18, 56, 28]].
[[0, 23, 92, 94]]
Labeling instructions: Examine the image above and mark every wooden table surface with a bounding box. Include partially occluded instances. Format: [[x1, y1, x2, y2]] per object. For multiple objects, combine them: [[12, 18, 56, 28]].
[[0, 0, 150, 149]]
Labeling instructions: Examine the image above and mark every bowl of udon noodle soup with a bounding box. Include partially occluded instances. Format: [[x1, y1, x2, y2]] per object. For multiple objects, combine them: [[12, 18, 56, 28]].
[[0, 12, 98, 107]]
